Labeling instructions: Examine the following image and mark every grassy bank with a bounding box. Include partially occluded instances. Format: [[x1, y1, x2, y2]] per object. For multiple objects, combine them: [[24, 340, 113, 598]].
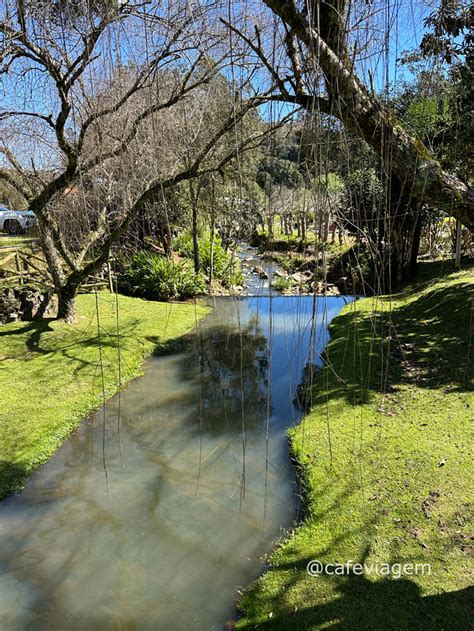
[[0, 292, 208, 499], [238, 261, 473, 630]]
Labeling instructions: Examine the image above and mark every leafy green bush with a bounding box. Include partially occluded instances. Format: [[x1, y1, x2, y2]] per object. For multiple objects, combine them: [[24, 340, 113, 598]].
[[272, 276, 291, 292], [174, 232, 243, 287], [173, 231, 196, 258], [118, 251, 204, 301], [275, 253, 305, 273], [339, 168, 383, 242]]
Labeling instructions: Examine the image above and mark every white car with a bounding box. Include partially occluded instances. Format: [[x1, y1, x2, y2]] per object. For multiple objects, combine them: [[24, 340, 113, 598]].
[[0, 206, 37, 235]]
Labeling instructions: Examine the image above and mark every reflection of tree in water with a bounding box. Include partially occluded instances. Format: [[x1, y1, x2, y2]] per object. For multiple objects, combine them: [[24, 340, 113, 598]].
[[185, 315, 270, 433]]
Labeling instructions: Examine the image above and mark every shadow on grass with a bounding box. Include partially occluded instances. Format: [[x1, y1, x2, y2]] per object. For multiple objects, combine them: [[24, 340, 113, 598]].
[[239, 471, 474, 629], [243, 565, 473, 630], [314, 262, 474, 409], [0, 315, 179, 370], [0, 318, 55, 354]]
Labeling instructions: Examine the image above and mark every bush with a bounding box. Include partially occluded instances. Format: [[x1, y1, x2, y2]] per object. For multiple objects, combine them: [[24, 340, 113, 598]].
[[272, 276, 291, 292], [339, 168, 383, 242], [174, 232, 243, 287], [118, 251, 204, 302], [275, 253, 305, 273]]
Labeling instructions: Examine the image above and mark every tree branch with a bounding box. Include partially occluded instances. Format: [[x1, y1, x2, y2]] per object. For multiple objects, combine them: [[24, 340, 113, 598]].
[[0, 110, 55, 129]]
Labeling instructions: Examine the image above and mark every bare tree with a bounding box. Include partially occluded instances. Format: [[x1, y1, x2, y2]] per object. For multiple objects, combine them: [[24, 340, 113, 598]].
[[0, 0, 286, 320]]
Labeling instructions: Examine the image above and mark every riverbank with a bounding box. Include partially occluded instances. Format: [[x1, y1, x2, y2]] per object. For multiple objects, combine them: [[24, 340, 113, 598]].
[[237, 260, 474, 629], [0, 292, 208, 500]]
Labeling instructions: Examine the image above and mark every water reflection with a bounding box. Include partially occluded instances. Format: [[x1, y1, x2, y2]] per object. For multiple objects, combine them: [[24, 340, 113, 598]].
[[0, 295, 354, 630], [186, 317, 269, 434]]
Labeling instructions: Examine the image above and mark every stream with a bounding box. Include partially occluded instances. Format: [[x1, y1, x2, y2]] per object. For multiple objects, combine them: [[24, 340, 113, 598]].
[[0, 251, 354, 630]]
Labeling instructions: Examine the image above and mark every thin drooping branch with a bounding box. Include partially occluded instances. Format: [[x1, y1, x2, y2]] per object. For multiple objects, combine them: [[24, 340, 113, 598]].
[[82, 56, 220, 172], [221, 18, 330, 114]]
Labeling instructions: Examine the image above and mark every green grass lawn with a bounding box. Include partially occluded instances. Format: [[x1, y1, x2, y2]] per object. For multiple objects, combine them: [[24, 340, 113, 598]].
[[237, 261, 474, 630], [0, 292, 208, 499], [0, 234, 38, 248]]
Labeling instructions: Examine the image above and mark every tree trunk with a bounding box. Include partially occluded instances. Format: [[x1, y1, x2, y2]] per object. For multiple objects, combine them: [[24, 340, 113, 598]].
[[300, 214, 307, 242], [268, 215, 274, 238], [37, 218, 78, 321], [192, 204, 200, 274], [209, 205, 216, 283], [323, 212, 330, 243], [37, 218, 66, 292], [57, 285, 77, 323], [189, 181, 200, 274], [454, 220, 462, 269]]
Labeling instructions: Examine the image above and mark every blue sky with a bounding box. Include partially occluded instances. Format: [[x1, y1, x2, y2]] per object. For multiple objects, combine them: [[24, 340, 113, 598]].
[[0, 0, 435, 170]]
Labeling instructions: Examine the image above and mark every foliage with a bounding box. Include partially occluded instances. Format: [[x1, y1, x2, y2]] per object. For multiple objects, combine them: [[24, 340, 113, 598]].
[[420, 0, 473, 64], [237, 261, 474, 629], [400, 1, 474, 182], [271, 276, 291, 292], [174, 231, 243, 287], [326, 243, 376, 294], [0, 292, 208, 499], [404, 93, 451, 143], [216, 187, 264, 246], [118, 251, 205, 301], [312, 172, 344, 197], [275, 253, 306, 273], [338, 168, 384, 241], [393, 69, 461, 174], [257, 156, 304, 191]]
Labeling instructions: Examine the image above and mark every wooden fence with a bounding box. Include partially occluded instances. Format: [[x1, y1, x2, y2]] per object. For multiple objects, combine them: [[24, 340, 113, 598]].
[[0, 244, 112, 292]]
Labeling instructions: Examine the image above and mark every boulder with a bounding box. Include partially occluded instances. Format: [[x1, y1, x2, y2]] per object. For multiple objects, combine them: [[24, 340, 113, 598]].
[[290, 273, 304, 283], [0, 286, 52, 324], [252, 266, 269, 279]]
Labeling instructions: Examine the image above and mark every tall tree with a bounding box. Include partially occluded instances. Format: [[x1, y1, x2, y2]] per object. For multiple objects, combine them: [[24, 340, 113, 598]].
[[225, 0, 474, 231]]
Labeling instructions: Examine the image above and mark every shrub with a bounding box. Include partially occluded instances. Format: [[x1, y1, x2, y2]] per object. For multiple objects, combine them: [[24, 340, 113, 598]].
[[174, 232, 243, 287], [118, 251, 204, 302], [173, 231, 195, 259], [275, 254, 305, 273], [272, 276, 291, 292], [339, 168, 383, 242]]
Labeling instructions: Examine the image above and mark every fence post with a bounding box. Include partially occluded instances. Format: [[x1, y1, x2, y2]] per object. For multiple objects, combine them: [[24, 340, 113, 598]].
[[15, 249, 23, 285], [107, 256, 114, 293]]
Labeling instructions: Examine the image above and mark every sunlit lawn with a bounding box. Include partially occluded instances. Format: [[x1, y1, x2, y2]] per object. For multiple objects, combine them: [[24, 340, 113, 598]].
[[238, 261, 474, 630], [0, 292, 208, 499]]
